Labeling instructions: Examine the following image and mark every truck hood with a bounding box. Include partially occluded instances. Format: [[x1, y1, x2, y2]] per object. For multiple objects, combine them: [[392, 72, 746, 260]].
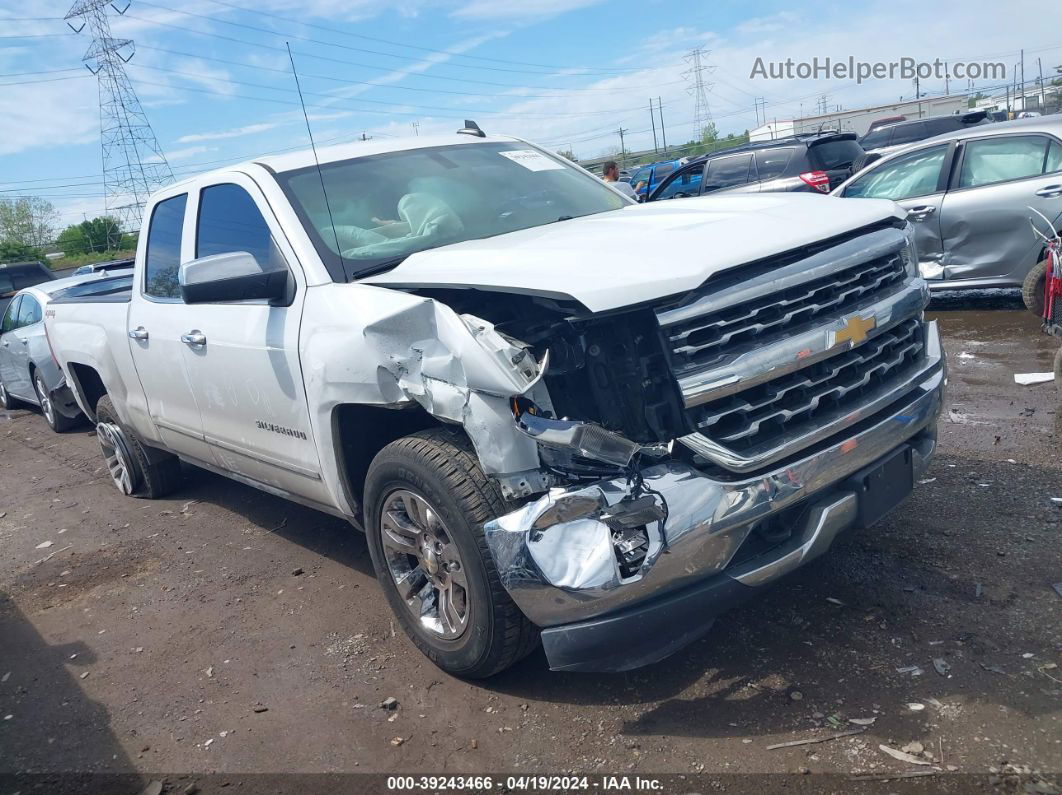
[[362, 193, 904, 313]]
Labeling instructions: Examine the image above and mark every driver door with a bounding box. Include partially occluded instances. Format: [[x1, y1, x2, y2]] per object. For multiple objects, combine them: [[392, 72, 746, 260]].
[[648, 162, 706, 201], [840, 143, 952, 280], [0, 296, 22, 398]]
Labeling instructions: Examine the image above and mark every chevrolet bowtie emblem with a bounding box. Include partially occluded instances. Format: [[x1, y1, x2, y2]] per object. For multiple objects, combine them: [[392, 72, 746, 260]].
[[831, 314, 876, 349]]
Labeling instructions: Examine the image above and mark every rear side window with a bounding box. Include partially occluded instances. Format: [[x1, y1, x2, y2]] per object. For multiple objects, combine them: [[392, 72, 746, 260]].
[[144, 194, 188, 299], [889, 122, 928, 146], [925, 118, 959, 136], [12, 268, 48, 290], [1, 296, 20, 332], [959, 135, 1051, 188], [16, 295, 41, 327], [705, 154, 753, 190], [754, 147, 795, 180], [808, 139, 864, 170], [196, 183, 279, 270]]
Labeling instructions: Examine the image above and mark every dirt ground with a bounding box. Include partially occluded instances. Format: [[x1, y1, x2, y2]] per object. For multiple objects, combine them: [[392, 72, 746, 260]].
[[1, 292, 1059, 793]]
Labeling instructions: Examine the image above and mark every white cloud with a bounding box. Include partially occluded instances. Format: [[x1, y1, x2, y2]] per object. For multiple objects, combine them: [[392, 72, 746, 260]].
[[177, 123, 279, 143], [451, 0, 604, 20], [735, 12, 800, 36], [161, 145, 214, 161], [0, 77, 98, 157]]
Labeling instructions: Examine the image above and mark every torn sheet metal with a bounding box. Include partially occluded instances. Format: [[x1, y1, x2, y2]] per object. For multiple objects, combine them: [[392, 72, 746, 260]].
[[302, 285, 546, 479]]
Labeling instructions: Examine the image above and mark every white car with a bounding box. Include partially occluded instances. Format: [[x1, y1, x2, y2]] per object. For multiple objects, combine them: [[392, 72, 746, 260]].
[[45, 128, 945, 676]]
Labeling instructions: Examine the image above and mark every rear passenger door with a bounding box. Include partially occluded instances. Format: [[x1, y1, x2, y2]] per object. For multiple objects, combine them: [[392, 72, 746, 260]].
[[939, 133, 1062, 282], [180, 176, 326, 502]]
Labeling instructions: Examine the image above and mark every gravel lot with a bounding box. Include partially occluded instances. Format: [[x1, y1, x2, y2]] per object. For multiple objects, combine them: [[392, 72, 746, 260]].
[[1, 293, 1059, 793]]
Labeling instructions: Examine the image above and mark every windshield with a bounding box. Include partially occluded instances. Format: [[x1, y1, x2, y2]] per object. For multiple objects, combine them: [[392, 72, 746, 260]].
[[277, 141, 627, 281]]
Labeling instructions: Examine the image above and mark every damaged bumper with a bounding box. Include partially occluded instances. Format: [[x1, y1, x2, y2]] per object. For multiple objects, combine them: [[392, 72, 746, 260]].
[[484, 324, 945, 672]]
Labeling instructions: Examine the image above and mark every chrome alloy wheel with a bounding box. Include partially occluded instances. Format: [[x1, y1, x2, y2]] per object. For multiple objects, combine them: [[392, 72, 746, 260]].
[[34, 375, 54, 426], [96, 421, 137, 495], [379, 489, 470, 640]]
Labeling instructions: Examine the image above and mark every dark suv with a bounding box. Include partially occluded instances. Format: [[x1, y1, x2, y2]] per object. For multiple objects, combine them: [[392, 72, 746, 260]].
[[647, 132, 864, 202], [856, 110, 990, 168]]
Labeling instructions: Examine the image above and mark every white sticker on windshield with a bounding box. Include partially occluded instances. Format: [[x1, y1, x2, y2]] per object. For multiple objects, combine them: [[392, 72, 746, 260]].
[[498, 149, 565, 171]]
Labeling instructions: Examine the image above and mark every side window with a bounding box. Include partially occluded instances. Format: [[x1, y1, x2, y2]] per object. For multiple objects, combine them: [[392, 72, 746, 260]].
[[889, 122, 928, 146], [653, 166, 704, 200], [704, 154, 753, 191], [1, 296, 20, 334], [959, 135, 1050, 189], [755, 147, 795, 181], [16, 295, 41, 327], [1047, 140, 1062, 174], [860, 128, 891, 150], [843, 145, 947, 200], [143, 194, 188, 300], [196, 183, 281, 270]]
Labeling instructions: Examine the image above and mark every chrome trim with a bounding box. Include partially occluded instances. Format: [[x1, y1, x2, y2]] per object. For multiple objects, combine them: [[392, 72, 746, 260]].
[[485, 361, 943, 628], [678, 320, 943, 472], [727, 492, 858, 586], [676, 278, 929, 408], [656, 227, 907, 329], [153, 416, 208, 441]]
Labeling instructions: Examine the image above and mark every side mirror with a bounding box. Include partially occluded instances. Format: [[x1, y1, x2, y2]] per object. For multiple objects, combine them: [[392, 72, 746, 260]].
[[179, 251, 290, 305]]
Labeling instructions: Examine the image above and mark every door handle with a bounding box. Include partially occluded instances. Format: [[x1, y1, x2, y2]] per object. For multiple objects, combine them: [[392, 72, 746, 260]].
[[907, 205, 936, 220], [128, 326, 149, 341], [18, 338, 27, 345], [180, 330, 206, 347], [1035, 184, 1062, 198]]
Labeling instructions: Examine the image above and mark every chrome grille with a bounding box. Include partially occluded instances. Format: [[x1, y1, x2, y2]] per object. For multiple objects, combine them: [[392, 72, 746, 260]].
[[688, 318, 925, 455], [666, 251, 907, 376]]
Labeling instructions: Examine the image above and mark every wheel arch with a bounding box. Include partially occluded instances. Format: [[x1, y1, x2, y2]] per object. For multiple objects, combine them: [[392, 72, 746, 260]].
[[331, 402, 449, 526], [66, 362, 107, 423]]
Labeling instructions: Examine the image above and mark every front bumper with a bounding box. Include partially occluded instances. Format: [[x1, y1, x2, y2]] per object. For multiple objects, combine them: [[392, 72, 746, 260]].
[[484, 322, 945, 672]]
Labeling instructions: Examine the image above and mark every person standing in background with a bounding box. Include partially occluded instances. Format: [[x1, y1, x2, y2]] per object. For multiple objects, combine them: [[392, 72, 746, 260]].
[[601, 160, 637, 200]]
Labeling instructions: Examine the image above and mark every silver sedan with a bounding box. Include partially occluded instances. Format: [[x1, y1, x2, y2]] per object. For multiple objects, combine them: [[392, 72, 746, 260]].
[[0, 268, 132, 431], [832, 116, 1062, 295]]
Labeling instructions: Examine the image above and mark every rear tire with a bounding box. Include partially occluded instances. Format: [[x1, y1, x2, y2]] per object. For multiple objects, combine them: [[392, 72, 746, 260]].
[[95, 395, 182, 499], [364, 427, 537, 678], [1022, 259, 1047, 316], [33, 372, 78, 433]]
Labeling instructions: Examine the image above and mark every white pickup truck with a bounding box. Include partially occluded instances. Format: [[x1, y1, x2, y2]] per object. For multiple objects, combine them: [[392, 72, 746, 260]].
[[45, 128, 946, 676]]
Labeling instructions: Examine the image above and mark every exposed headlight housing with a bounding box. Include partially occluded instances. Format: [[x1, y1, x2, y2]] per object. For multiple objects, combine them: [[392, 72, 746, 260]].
[[901, 222, 920, 279]]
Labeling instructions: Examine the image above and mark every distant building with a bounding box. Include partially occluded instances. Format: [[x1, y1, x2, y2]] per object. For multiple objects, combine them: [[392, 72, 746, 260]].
[[750, 95, 968, 141]]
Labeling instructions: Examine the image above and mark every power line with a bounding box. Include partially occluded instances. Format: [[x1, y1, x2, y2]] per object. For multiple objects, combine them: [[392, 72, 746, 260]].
[[123, 62, 653, 119], [121, 13, 681, 94], [133, 45, 681, 99], [683, 47, 714, 138], [132, 0, 634, 77], [197, 0, 639, 74]]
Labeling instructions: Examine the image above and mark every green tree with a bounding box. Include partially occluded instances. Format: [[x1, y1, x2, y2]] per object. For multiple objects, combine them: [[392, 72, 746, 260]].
[[57, 216, 123, 255], [0, 196, 59, 249], [0, 240, 42, 262]]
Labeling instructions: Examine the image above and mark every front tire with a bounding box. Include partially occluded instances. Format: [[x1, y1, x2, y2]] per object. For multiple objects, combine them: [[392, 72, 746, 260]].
[[33, 372, 78, 433], [95, 395, 182, 498], [364, 428, 537, 678]]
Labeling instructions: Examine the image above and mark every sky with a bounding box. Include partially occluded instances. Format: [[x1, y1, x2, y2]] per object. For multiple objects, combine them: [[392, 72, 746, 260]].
[[0, 0, 1058, 234]]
